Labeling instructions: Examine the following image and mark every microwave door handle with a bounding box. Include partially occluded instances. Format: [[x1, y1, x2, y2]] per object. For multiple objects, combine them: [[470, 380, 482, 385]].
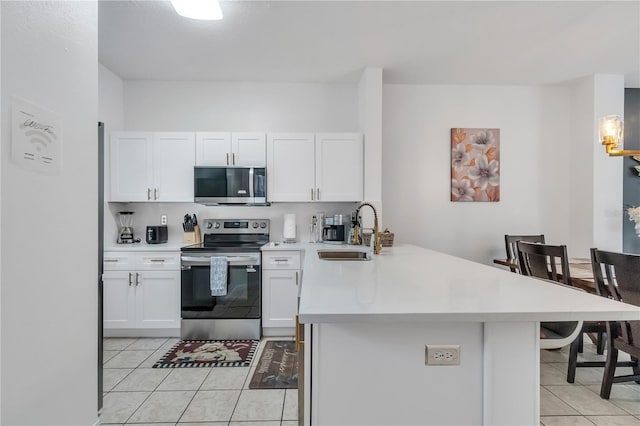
[[249, 167, 254, 199]]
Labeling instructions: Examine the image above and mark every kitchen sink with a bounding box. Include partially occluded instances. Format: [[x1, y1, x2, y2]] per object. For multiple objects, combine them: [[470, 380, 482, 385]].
[[317, 250, 370, 261]]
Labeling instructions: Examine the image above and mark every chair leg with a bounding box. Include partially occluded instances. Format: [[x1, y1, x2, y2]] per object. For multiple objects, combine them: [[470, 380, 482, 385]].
[[596, 332, 605, 355], [632, 356, 640, 385], [600, 347, 618, 399], [567, 335, 581, 383], [578, 334, 584, 353]]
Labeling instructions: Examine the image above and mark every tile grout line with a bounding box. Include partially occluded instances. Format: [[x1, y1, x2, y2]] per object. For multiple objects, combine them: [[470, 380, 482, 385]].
[[120, 340, 176, 424]]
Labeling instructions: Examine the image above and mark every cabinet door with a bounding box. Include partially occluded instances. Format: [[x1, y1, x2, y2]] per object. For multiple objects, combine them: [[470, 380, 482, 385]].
[[110, 132, 153, 202], [195, 132, 231, 166], [262, 269, 299, 328], [267, 133, 316, 202], [103, 271, 136, 329], [315, 133, 364, 202], [135, 270, 181, 329], [232, 132, 266, 166], [153, 132, 195, 202]]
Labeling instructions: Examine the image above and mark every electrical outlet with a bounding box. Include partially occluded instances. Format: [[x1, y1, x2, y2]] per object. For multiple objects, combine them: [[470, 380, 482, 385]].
[[161, 215, 167, 225], [425, 345, 460, 365]]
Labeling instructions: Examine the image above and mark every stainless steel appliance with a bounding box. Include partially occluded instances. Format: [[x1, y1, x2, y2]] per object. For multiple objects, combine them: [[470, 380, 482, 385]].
[[180, 218, 269, 339], [117, 211, 139, 244], [146, 225, 168, 244], [194, 166, 267, 205], [322, 214, 347, 243]]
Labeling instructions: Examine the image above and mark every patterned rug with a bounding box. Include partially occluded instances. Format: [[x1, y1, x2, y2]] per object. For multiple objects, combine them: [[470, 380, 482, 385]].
[[152, 340, 258, 368], [249, 340, 298, 389]]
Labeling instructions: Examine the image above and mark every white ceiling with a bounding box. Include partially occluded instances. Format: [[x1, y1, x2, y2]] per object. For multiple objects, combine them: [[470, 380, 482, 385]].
[[99, 0, 640, 87]]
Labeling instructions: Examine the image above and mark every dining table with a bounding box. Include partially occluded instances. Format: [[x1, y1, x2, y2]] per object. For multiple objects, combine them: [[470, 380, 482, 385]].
[[493, 257, 596, 293]]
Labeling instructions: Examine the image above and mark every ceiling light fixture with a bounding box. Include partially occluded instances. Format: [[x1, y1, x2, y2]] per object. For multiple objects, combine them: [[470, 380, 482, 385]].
[[599, 115, 640, 156], [170, 0, 223, 21]]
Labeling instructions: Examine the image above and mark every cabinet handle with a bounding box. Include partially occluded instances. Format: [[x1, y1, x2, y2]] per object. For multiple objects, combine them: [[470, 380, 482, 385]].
[[154, 188, 158, 200], [274, 258, 289, 262], [311, 188, 314, 201], [226, 153, 229, 165], [149, 259, 166, 263], [317, 188, 320, 200], [295, 271, 299, 286], [128, 272, 132, 286], [104, 259, 118, 263], [147, 188, 151, 200], [135, 272, 140, 286], [232, 153, 236, 165]]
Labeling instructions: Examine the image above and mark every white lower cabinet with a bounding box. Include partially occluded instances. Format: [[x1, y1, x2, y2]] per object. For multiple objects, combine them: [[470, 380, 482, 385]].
[[262, 250, 302, 331], [262, 270, 299, 327], [103, 252, 180, 331]]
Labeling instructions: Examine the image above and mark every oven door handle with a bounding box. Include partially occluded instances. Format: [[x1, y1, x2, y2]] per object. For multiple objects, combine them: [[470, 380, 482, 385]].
[[181, 255, 260, 267]]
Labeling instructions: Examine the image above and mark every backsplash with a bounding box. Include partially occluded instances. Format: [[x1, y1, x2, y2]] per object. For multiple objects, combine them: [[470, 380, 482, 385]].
[[106, 201, 358, 247]]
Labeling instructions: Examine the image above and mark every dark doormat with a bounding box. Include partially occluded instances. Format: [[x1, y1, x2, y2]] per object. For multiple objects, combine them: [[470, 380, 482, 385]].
[[249, 340, 298, 389], [152, 340, 258, 368]]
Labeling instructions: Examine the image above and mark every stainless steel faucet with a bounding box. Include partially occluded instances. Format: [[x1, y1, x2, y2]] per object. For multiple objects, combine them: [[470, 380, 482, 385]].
[[354, 202, 382, 255]]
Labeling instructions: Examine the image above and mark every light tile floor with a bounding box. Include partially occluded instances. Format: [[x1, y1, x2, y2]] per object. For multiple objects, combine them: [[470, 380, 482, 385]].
[[101, 337, 298, 426], [540, 336, 640, 426], [102, 336, 640, 425]]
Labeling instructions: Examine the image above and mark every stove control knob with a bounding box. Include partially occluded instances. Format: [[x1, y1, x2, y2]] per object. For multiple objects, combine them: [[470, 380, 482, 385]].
[[206, 222, 213, 229], [252, 222, 259, 229], [214, 222, 221, 229], [260, 222, 267, 229]]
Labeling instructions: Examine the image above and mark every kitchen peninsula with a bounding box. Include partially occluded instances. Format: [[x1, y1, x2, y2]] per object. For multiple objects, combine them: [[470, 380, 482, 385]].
[[284, 244, 640, 426]]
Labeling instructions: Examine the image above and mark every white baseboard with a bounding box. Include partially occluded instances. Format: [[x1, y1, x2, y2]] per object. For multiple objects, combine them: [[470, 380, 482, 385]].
[[262, 327, 295, 337], [103, 328, 180, 338]]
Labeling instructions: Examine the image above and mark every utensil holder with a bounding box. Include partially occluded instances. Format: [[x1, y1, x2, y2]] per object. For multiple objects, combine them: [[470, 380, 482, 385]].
[[183, 225, 201, 244]]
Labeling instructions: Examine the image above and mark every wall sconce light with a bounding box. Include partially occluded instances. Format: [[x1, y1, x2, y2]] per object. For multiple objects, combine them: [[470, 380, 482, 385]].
[[600, 115, 640, 156]]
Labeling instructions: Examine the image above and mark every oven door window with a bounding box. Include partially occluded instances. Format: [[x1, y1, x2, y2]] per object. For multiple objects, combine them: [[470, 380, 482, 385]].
[[182, 263, 260, 319]]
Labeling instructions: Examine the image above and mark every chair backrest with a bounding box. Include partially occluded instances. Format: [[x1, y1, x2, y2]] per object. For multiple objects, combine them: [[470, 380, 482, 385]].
[[590, 248, 640, 347], [517, 241, 571, 285], [505, 234, 545, 264]]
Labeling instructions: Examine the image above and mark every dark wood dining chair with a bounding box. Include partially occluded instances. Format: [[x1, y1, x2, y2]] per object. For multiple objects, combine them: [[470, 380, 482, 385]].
[[516, 241, 583, 349], [516, 241, 569, 285], [590, 248, 640, 399], [504, 234, 545, 272]]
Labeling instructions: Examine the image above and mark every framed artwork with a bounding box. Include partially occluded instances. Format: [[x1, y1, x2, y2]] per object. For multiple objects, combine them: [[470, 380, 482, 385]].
[[451, 128, 500, 202]]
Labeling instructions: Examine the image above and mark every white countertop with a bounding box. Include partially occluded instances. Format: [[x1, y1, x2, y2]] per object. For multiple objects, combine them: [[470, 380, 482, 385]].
[[104, 242, 186, 252], [296, 244, 640, 324]]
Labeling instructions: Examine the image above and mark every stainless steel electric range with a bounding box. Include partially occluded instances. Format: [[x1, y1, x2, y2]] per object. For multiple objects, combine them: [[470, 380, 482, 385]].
[[180, 218, 269, 340]]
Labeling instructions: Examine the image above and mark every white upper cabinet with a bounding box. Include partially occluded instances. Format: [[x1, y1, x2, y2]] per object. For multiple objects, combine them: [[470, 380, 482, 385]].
[[195, 132, 266, 166], [315, 133, 364, 202], [267, 133, 363, 202], [110, 132, 153, 202], [110, 131, 195, 202], [153, 132, 195, 202], [267, 133, 316, 202]]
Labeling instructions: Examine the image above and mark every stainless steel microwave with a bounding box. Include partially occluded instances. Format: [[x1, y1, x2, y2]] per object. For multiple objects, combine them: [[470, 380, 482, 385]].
[[194, 166, 267, 205]]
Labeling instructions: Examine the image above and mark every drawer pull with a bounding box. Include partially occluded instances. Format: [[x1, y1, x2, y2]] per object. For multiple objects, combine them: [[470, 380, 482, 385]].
[[149, 259, 166, 263], [104, 259, 118, 263], [273, 258, 290, 262]]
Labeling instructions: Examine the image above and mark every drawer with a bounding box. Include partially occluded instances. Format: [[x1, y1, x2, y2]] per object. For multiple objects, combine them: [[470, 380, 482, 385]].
[[262, 250, 301, 270], [137, 252, 180, 270], [103, 252, 136, 271]]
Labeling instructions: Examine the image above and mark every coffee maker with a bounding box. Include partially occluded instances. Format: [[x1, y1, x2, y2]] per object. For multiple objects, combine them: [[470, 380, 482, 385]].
[[117, 211, 139, 244], [322, 214, 347, 244]]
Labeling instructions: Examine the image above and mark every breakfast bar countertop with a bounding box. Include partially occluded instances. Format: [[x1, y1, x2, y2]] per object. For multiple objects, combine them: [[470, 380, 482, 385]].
[[296, 243, 640, 324]]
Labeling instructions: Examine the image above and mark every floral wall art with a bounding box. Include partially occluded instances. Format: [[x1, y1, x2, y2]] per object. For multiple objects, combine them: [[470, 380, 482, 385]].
[[451, 128, 500, 202]]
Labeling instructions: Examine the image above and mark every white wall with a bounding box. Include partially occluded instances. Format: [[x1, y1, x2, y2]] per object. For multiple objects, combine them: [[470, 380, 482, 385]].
[[1, 2, 98, 425], [382, 84, 572, 264], [103, 80, 361, 246], [124, 81, 357, 132]]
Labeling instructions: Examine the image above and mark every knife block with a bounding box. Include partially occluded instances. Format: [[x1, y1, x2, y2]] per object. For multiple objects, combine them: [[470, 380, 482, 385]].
[[183, 225, 201, 244]]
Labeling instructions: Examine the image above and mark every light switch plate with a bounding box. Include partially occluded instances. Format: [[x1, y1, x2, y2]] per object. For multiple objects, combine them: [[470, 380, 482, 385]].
[[161, 215, 167, 225], [426, 345, 460, 365]]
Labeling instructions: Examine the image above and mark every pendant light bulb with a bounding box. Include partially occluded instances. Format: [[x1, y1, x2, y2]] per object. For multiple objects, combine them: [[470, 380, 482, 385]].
[[171, 0, 223, 21]]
